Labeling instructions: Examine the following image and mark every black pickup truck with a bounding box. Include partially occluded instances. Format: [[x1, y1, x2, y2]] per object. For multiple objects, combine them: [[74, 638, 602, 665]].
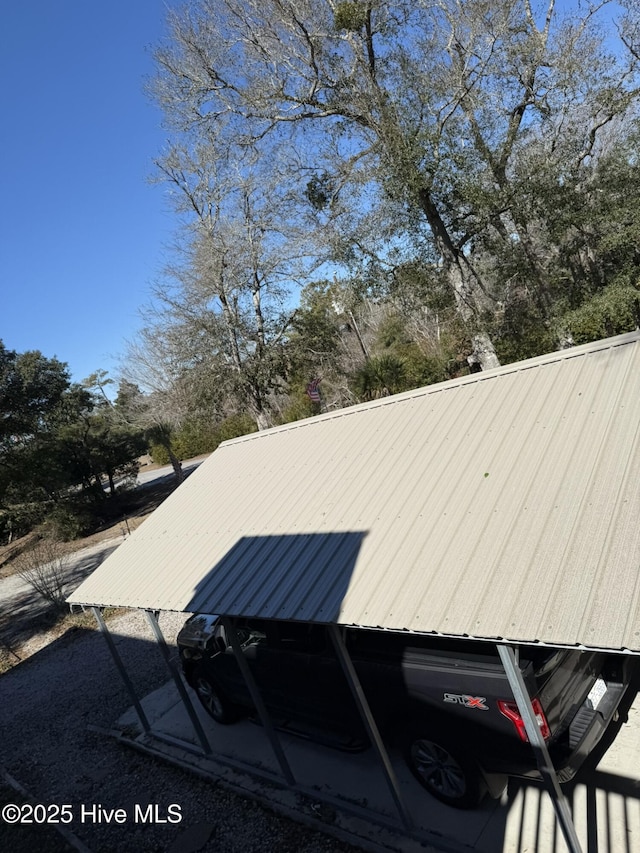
[[177, 615, 636, 808]]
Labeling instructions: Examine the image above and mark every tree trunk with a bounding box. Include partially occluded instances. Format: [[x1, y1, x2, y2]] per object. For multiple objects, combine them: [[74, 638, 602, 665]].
[[254, 408, 271, 431], [92, 473, 107, 501], [445, 254, 501, 371], [418, 188, 501, 371], [166, 446, 184, 484], [469, 332, 501, 371]]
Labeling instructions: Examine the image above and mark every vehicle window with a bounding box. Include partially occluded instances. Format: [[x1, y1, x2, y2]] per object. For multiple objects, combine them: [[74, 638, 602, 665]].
[[226, 620, 266, 649], [232, 619, 307, 650], [530, 649, 567, 678], [247, 628, 266, 646], [234, 620, 328, 653], [275, 623, 327, 653]]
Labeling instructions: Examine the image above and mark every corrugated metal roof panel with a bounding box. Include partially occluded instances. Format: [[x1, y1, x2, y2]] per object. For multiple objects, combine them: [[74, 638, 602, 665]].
[[68, 331, 640, 651]]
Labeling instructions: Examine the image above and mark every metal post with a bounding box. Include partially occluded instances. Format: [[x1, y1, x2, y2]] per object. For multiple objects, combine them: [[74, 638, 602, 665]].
[[328, 624, 413, 830], [144, 610, 212, 756], [220, 616, 295, 786], [91, 606, 150, 734], [497, 644, 583, 853]]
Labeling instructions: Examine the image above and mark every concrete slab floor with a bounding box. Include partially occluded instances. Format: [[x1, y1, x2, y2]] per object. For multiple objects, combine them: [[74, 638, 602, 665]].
[[115, 682, 640, 853]]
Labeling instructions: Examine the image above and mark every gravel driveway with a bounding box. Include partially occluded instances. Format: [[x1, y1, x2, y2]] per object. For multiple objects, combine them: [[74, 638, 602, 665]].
[[0, 461, 366, 852], [0, 609, 366, 853]]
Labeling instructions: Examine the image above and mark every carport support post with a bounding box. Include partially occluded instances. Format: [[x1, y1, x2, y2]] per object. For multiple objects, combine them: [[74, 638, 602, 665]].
[[144, 610, 212, 756], [497, 644, 583, 853], [220, 617, 295, 786], [90, 606, 150, 735], [328, 624, 413, 831]]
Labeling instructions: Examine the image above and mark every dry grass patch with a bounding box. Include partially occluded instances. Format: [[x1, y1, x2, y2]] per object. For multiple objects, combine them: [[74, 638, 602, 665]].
[[0, 607, 129, 675]]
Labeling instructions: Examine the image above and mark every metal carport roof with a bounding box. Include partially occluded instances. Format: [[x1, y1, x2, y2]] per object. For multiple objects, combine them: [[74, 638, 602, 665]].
[[69, 330, 640, 653]]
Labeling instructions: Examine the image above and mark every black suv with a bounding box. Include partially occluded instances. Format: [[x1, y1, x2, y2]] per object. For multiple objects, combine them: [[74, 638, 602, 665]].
[[178, 615, 635, 808]]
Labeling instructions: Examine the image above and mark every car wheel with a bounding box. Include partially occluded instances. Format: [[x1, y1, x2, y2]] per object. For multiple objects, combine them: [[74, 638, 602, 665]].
[[194, 674, 239, 724], [406, 735, 485, 809]]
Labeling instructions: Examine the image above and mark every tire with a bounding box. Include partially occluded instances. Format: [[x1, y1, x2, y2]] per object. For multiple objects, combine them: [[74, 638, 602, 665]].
[[193, 673, 239, 724], [405, 734, 485, 809]]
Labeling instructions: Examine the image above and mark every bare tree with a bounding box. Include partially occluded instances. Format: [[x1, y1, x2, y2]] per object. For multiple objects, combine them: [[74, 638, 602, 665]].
[[145, 141, 307, 430], [16, 538, 70, 612], [116, 349, 192, 484], [151, 0, 639, 369]]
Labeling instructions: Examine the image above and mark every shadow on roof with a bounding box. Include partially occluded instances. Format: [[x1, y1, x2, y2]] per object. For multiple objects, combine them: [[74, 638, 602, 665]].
[[184, 531, 368, 623]]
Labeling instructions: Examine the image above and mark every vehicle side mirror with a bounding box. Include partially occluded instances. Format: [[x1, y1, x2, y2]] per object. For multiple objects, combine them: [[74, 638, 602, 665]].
[[216, 636, 227, 654]]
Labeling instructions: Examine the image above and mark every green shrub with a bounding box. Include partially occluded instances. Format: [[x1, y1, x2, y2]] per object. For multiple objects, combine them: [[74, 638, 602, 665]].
[[353, 355, 408, 401], [563, 282, 640, 344], [150, 413, 257, 465], [215, 413, 258, 443], [0, 502, 49, 542], [148, 441, 170, 465], [279, 395, 319, 424], [42, 503, 93, 541], [171, 418, 220, 459]]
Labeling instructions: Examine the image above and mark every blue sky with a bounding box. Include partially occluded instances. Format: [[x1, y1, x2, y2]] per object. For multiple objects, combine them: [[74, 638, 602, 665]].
[[1, 0, 628, 388], [1, 1, 177, 384]]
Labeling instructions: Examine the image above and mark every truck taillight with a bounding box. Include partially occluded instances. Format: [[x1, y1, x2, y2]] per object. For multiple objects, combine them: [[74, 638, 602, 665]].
[[498, 698, 550, 742]]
